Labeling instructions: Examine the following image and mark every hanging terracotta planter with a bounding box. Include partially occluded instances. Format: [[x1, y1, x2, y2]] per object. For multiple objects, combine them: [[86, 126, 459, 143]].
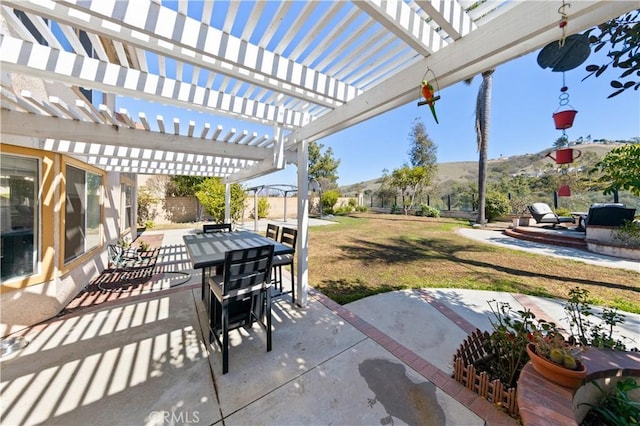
[[552, 109, 577, 129]]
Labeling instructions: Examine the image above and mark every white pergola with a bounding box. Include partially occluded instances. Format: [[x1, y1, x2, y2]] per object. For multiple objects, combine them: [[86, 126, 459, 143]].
[[1, 0, 635, 305]]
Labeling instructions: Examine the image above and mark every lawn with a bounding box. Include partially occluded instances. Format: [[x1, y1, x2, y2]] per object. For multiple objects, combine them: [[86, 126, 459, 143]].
[[308, 213, 640, 313]]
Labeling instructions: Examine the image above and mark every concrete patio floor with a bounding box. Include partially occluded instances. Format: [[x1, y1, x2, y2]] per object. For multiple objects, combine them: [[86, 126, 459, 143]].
[[1, 225, 638, 425]]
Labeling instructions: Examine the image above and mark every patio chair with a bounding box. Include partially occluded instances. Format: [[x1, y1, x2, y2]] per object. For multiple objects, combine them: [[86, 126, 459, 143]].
[[265, 223, 280, 241], [208, 244, 274, 374], [528, 203, 575, 227], [201, 223, 232, 298], [203, 223, 232, 233], [272, 227, 297, 304]]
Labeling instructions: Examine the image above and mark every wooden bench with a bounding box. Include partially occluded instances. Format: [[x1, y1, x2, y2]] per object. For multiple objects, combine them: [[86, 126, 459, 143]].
[[517, 348, 640, 425]]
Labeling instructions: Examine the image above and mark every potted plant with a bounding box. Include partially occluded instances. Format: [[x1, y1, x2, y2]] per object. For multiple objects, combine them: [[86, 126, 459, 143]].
[[526, 329, 587, 389]]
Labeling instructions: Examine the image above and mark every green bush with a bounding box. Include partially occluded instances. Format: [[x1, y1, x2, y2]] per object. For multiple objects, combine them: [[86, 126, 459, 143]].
[[137, 187, 158, 226], [255, 197, 270, 219], [348, 198, 357, 208], [334, 205, 354, 215], [420, 204, 440, 217], [356, 205, 368, 212], [485, 191, 511, 222], [195, 178, 246, 223], [555, 207, 571, 217], [321, 190, 340, 214], [390, 204, 400, 214]]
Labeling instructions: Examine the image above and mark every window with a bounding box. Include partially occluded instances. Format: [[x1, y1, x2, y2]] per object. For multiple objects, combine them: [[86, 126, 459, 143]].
[[120, 174, 135, 233], [64, 165, 102, 263], [1, 155, 39, 280]]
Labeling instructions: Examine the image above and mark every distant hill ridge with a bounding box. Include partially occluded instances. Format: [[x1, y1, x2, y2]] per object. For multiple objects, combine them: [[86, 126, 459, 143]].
[[339, 142, 625, 196]]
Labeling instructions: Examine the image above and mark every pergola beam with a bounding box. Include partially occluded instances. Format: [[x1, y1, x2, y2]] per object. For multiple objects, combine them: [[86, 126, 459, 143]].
[[5, 0, 359, 108], [0, 109, 274, 161], [0, 35, 306, 129], [353, 0, 442, 56], [290, 0, 635, 145]]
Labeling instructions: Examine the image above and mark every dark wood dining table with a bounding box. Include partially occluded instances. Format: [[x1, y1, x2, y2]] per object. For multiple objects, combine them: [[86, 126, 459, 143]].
[[182, 230, 294, 299]]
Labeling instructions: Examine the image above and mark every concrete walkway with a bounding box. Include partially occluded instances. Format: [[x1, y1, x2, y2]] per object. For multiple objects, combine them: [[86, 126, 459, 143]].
[[1, 225, 638, 425]]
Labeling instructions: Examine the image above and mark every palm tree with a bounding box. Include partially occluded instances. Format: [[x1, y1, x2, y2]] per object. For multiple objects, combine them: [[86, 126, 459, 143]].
[[465, 69, 495, 225]]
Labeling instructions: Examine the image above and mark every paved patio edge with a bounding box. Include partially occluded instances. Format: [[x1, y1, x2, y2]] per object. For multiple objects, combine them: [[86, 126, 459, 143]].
[[309, 288, 519, 425]]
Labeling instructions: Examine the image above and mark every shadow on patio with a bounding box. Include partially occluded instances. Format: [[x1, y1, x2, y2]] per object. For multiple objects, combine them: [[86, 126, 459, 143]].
[[0, 229, 504, 425]]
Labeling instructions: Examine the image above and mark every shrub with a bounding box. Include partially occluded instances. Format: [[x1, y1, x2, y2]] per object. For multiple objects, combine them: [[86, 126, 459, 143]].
[[356, 205, 368, 212], [334, 205, 354, 215], [137, 187, 158, 226], [420, 204, 440, 217], [564, 287, 628, 350], [555, 207, 571, 217], [195, 178, 246, 223], [348, 198, 357, 208], [390, 204, 400, 214], [612, 220, 640, 248], [321, 189, 340, 214], [250, 197, 270, 219], [485, 191, 510, 221]]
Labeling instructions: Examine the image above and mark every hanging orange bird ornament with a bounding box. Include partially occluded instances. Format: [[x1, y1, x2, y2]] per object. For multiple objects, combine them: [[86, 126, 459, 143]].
[[420, 80, 440, 124]]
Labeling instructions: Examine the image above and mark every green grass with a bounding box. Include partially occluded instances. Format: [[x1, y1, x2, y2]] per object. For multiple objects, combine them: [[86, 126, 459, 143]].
[[309, 213, 640, 313]]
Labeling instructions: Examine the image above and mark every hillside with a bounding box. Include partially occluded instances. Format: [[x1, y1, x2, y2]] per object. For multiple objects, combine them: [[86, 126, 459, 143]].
[[339, 143, 623, 196]]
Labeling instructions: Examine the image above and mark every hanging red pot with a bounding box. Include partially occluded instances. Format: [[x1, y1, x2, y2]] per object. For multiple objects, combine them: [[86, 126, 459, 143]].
[[552, 109, 577, 130], [558, 184, 571, 197]]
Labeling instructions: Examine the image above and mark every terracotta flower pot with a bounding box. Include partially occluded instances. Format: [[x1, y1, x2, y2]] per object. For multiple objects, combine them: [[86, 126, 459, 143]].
[[526, 343, 587, 389], [552, 109, 577, 130]]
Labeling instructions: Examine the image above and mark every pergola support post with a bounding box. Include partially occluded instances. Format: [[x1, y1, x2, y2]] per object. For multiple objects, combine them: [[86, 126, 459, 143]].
[[296, 139, 309, 307]]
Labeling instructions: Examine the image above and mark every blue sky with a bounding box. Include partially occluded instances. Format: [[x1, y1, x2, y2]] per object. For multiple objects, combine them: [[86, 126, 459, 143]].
[[118, 47, 640, 188]]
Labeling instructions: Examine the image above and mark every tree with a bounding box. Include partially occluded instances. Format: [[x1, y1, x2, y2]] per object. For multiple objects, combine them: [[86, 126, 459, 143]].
[[166, 176, 206, 197], [593, 143, 640, 195], [195, 178, 247, 223], [375, 169, 398, 208], [407, 118, 438, 206], [408, 118, 438, 169], [583, 9, 640, 98], [308, 141, 340, 190], [466, 69, 495, 225], [389, 165, 430, 215], [553, 136, 569, 149]]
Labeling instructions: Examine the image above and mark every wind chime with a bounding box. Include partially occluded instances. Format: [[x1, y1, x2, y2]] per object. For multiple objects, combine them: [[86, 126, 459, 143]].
[[417, 68, 440, 124], [537, 1, 590, 198]]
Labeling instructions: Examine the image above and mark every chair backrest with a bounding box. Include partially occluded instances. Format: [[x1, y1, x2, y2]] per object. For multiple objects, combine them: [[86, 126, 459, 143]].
[[280, 227, 297, 251], [586, 205, 636, 227], [265, 223, 280, 241], [222, 244, 274, 296], [529, 203, 553, 216], [528, 203, 558, 222], [203, 223, 232, 233]]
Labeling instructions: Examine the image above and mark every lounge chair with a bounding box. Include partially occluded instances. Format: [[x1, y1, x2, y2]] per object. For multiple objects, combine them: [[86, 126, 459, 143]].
[[528, 203, 575, 227]]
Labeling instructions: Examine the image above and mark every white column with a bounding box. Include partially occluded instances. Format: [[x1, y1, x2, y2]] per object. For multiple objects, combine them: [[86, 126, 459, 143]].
[[296, 139, 309, 307], [224, 183, 230, 224], [253, 189, 258, 232]]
